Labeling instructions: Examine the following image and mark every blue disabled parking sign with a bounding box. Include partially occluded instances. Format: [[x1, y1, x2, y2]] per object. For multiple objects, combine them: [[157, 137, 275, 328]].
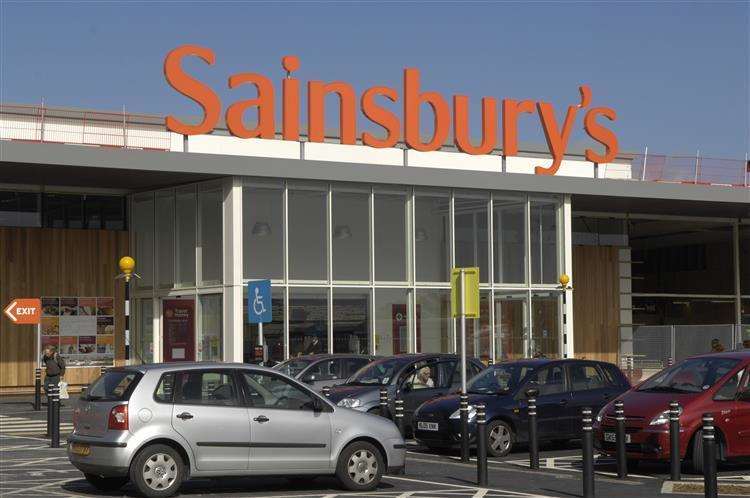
[[247, 280, 272, 324]]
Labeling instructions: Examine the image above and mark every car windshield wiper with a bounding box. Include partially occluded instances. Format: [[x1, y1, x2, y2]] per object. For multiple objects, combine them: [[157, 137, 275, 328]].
[[639, 385, 690, 393]]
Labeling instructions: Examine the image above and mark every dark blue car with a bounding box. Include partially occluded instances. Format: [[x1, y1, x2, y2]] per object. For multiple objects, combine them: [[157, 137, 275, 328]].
[[413, 358, 630, 456]]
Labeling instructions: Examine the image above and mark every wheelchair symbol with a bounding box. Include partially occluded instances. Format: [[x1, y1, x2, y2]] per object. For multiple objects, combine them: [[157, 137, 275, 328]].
[[253, 287, 267, 316]]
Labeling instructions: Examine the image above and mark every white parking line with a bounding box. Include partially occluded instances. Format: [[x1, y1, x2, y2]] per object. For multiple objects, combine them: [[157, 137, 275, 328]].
[[384, 475, 559, 497]]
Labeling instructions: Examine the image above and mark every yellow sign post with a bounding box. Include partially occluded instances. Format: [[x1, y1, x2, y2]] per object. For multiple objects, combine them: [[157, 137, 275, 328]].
[[451, 267, 480, 318], [450, 267, 480, 463]]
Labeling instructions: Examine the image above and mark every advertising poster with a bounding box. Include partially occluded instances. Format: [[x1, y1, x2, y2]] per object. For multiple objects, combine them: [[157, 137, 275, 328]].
[[38, 296, 114, 367], [163, 299, 195, 362]]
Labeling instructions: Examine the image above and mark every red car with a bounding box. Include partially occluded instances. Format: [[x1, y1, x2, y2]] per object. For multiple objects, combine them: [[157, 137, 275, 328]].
[[594, 351, 750, 473]]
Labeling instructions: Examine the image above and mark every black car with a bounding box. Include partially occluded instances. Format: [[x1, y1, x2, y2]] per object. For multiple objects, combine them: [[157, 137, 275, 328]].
[[327, 353, 486, 433], [413, 358, 630, 456], [273, 354, 377, 391]]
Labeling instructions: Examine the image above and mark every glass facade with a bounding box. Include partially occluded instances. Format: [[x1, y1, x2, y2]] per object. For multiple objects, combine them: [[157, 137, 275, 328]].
[[132, 177, 565, 363]]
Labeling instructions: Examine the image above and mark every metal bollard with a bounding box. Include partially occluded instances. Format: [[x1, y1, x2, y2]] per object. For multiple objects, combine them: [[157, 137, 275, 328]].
[[615, 400, 627, 478], [34, 369, 41, 411], [460, 392, 470, 463], [476, 403, 488, 487], [702, 413, 717, 498], [100, 366, 107, 376], [395, 398, 405, 438], [669, 401, 681, 481], [379, 386, 389, 418], [322, 386, 331, 398], [581, 407, 595, 498], [46, 379, 52, 437], [526, 387, 540, 470], [49, 385, 60, 448]]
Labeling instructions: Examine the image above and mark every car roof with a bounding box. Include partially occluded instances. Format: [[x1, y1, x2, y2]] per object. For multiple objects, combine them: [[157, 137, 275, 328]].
[[110, 362, 277, 374], [279, 354, 375, 362], [685, 350, 750, 361], [491, 358, 617, 367]]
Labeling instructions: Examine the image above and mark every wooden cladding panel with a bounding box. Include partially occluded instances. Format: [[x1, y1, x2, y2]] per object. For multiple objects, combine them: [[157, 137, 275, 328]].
[[572, 245, 620, 365], [0, 227, 128, 392]]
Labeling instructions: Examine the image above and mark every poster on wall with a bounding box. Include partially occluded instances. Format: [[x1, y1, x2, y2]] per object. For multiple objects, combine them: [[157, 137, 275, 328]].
[[163, 299, 195, 362], [38, 296, 115, 367]]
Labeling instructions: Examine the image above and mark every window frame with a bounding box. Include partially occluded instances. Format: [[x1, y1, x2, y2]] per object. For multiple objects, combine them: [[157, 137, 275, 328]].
[[237, 368, 333, 413], [565, 361, 608, 392]]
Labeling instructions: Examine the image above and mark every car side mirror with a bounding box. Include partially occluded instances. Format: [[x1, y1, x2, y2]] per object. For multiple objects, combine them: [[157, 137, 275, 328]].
[[312, 397, 324, 412], [303, 374, 316, 383], [525, 382, 540, 399], [737, 390, 750, 402]]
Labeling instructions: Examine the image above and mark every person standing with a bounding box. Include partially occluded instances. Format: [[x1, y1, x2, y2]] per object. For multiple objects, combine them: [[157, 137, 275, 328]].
[[41, 347, 66, 402]]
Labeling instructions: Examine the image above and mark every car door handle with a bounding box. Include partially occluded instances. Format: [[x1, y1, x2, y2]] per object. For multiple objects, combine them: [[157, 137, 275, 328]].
[[558, 399, 568, 406], [176, 412, 193, 420], [253, 415, 270, 423]]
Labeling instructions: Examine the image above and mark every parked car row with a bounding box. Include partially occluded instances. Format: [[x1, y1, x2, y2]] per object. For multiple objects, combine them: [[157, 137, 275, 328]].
[[67, 351, 750, 497]]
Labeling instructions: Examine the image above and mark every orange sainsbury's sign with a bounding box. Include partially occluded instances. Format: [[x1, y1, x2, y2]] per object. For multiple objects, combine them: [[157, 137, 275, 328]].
[[164, 45, 618, 176]]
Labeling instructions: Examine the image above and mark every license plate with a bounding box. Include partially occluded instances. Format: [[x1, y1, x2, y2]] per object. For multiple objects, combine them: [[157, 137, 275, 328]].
[[417, 421, 439, 431], [70, 443, 90, 456], [604, 432, 630, 443]]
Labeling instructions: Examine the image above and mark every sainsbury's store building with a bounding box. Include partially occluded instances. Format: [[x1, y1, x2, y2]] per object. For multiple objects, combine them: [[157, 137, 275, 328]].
[[1, 50, 749, 392]]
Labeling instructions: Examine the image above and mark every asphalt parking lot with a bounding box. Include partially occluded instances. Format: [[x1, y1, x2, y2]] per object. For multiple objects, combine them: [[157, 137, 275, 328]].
[[1, 399, 748, 498]]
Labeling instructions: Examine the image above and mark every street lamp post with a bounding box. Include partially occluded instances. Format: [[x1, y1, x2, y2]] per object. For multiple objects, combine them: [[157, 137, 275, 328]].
[[117, 256, 138, 365], [559, 273, 572, 358]]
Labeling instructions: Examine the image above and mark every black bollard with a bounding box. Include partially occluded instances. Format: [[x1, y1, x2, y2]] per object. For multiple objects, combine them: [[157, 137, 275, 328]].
[[615, 400, 627, 478], [379, 386, 389, 418], [669, 401, 681, 481], [395, 398, 405, 437], [702, 413, 717, 498], [581, 407, 595, 498], [46, 378, 52, 437], [526, 387, 540, 470], [322, 386, 331, 398], [476, 403, 488, 487], [460, 392, 470, 463], [100, 366, 107, 377], [34, 369, 41, 411], [49, 384, 60, 448]]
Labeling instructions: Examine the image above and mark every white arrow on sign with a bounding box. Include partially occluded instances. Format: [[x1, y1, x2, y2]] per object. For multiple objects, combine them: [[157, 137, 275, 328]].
[[3, 300, 18, 322]]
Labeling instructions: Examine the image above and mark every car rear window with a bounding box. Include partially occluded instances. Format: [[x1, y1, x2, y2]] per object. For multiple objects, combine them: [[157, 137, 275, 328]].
[[84, 370, 142, 401]]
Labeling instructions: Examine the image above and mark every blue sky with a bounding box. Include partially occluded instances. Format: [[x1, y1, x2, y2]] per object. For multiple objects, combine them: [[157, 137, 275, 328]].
[[1, 1, 748, 158]]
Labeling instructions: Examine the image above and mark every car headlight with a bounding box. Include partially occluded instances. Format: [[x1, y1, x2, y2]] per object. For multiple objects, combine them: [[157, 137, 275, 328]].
[[337, 398, 362, 409], [649, 406, 682, 426], [449, 405, 477, 421], [595, 408, 606, 423]]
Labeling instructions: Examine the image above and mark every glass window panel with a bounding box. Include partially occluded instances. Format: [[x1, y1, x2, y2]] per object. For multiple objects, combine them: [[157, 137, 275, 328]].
[[43, 193, 83, 229], [417, 289, 451, 353], [85, 195, 126, 230], [332, 191, 369, 281], [175, 186, 196, 287], [374, 192, 407, 282], [137, 298, 153, 364], [632, 296, 736, 326], [333, 290, 369, 354], [289, 288, 328, 356], [375, 288, 409, 355], [198, 187, 222, 285], [530, 201, 559, 285], [465, 291, 491, 362], [531, 292, 559, 358], [132, 193, 154, 289], [243, 186, 283, 280], [244, 289, 284, 364], [741, 301, 749, 348], [493, 199, 526, 284], [631, 220, 734, 295], [0, 191, 41, 227], [455, 196, 489, 283], [156, 191, 175, 289], [288, 189, 327, 280], [415, 193, 450, 282], [494, 292, 528, 361], [198, 294, 222, 361]]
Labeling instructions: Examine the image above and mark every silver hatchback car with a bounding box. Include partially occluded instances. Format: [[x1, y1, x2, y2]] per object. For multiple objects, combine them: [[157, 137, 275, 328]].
[[68, 363, 405, 497]]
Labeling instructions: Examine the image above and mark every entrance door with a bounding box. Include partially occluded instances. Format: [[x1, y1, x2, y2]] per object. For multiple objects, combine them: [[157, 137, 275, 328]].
[[494, 294, 528, 361], [163, 299, 195, 362]]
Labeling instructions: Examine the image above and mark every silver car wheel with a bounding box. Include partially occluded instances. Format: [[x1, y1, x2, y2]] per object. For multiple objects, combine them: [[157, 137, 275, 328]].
[[489, 425, 511, 452], [142, 453, 177, 491], [347, 449, 378, 485]]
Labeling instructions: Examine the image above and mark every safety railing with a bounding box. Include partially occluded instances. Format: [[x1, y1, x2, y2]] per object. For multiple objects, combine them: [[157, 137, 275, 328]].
[[1, 104, 747, 187], [0, 104, 172, 151]]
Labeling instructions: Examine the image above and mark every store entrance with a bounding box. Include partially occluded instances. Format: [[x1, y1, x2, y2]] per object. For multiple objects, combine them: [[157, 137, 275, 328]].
[[162, 298, 195, 362]]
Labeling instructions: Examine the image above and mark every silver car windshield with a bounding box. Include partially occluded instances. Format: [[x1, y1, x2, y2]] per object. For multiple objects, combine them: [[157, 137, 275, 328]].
[[274, 358, 314, 377], [637, 358, 739, 393]]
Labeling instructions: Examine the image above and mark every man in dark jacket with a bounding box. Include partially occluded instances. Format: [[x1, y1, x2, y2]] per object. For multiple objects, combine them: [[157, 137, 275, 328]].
[[42, 347, 65, 398]]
